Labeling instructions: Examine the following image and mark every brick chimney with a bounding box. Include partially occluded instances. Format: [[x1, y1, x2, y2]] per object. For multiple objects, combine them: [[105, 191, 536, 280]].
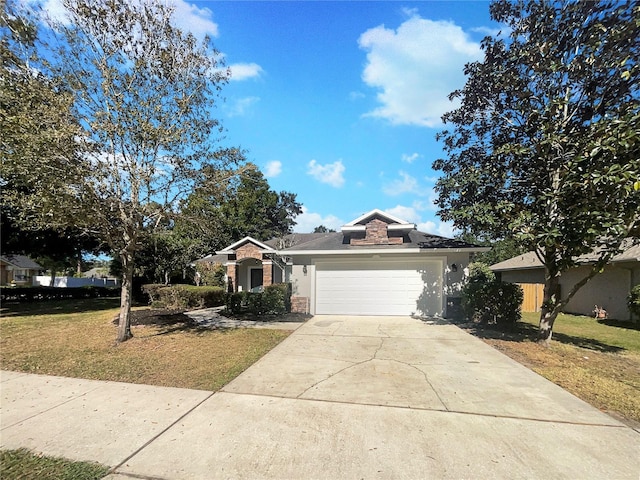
[[350, 218, 403, 246]]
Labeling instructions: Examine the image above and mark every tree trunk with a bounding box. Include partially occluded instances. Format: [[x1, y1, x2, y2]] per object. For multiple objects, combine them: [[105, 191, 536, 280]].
[[538, 270, 560, 345], [116, 253, 134, 343]]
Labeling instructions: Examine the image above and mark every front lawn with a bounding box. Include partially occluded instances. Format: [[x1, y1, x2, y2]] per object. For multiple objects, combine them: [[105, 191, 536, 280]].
[[0, 298, 291, 391], [462, 312, 640, 425], [0, 448, 108, 480]]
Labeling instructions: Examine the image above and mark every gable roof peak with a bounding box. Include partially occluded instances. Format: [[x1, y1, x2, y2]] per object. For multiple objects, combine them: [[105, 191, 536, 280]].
[[216, 236, 276, 254], [344, 209, 414, 227]]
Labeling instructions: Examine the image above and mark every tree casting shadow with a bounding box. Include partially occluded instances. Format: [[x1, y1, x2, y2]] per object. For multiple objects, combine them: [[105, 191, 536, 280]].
[[459, 320, 625, 353], [112, 309, 216, 336]]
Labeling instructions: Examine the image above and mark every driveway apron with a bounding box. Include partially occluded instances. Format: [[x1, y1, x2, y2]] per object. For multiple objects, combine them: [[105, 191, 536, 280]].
[[3, 316, 639, 479]]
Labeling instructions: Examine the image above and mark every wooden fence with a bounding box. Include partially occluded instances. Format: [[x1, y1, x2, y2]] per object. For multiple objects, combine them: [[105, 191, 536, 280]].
[[517, 283, 545, 313]]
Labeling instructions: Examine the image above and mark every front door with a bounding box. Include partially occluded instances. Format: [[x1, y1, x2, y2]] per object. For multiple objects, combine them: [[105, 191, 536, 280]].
[[250, 268, 263, 291]]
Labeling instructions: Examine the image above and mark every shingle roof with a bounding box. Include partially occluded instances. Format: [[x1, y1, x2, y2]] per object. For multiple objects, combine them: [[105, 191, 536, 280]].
[[491, 239, 640, 271], [279, 230, 483, 252], [0, 254, 42, 269], [263, 233, 334, 249]]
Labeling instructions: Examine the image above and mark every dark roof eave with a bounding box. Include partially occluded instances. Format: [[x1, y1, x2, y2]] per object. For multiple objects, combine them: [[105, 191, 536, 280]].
[[279, 246, 490, 255]]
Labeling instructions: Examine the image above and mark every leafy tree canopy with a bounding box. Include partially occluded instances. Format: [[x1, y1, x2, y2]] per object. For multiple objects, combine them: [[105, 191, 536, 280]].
[[179, 164, 302, 250], [434, 0, 639, 343], [313, 225, 336, 233], [1, 0, 243, 342]]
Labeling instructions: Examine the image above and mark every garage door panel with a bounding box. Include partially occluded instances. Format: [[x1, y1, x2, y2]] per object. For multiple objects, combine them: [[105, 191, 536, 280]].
[[315, 260, 442, 316]]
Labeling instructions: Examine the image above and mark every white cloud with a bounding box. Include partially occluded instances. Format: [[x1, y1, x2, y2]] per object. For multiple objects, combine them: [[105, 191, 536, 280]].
[[382, 171, 420, 196], [264, 160, 282, 178], [419, 220, 456, 238], [358, 14, 482, 127], [384, 205, 420, 223], [384, 204, 456, 237], [171, 0, 219, 39], [293, 206, 344, 233], [227, 96, 260, 117], [307, 160, 345, 188], [229, 62, 264, 81], [401, 152, 420, 163]]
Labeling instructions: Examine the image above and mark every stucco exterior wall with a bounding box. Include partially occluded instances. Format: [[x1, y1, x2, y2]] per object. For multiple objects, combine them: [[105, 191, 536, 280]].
[[289, 263, 313, 297], [562, 263, 637, 321], [443, 252, 472, 298], [498, 263, 638, 321]]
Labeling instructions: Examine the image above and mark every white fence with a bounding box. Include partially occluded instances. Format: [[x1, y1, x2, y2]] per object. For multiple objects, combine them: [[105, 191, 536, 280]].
[[33, 276, 120, 288]]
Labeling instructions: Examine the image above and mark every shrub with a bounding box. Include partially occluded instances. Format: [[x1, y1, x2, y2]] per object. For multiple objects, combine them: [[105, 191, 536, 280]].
[[224, 283, 292, 316], [628, 284, 640, 318], [141, 284, 165, 305], [262, 283, 291, 315], [142, 284, 226, 309], [461, 262, 523, 326], [226, 292, 245, 314]]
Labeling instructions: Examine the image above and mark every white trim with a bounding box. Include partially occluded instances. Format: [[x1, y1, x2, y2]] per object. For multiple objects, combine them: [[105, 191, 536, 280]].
[[388, 223, 415, 232], [217, 236, 276, 254], [341, 225, 366, 233], [344, 208, 410, 226]]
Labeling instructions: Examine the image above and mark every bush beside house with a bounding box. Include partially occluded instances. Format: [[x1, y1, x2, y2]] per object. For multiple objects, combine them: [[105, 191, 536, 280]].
[[462, 263, 523, 326], [226, 283, 292, 316]]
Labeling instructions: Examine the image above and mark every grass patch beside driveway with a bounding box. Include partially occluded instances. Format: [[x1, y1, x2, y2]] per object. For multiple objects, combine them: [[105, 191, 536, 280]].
[[0, 298, 291, 391], [461, 312, 640, 426], [0, 448, 109, 480]]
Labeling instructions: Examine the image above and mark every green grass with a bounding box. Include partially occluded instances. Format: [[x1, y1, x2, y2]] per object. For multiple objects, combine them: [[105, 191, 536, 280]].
[[0, 449, 109, 480], [0, 298, 291, 390], [521, 311, 640, 353]]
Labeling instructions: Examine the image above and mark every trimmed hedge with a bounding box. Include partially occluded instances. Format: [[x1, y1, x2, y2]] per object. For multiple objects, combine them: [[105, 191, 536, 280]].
[[0, 286, 119, 302], [225, 283, 292, 316], [141, 284, 226, 310]]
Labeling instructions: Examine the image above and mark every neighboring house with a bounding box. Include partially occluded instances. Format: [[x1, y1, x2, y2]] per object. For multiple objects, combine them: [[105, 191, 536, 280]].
[[212, 209, 487, 317], [0, 255, 43, 286], [491, 240, 640, 321]]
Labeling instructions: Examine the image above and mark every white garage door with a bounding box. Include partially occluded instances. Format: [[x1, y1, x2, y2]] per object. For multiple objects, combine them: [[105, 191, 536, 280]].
[[315, 260, 442, 316]]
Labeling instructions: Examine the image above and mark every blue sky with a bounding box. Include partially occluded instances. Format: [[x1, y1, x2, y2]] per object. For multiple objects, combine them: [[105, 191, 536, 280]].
[[40, 0, 501, 236]]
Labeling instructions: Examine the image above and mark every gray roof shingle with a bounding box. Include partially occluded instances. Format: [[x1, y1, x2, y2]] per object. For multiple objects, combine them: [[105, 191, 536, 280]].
[[0, 254, 42, 269], [491, 239, 640, 271]]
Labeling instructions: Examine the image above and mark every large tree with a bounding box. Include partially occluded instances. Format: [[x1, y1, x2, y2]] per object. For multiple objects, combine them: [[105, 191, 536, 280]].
[[179, 164, 302, 250], [3, 0, 243, 342], [434, 0, 639, 344], [1, 1, 103, 279]]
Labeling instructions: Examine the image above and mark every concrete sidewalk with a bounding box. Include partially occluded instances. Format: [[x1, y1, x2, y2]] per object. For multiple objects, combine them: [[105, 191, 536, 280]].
[[2, 315, 639, 479]]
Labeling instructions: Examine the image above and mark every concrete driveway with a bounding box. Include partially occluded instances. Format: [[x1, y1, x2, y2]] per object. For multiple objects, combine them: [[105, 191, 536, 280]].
[[2, 315, 639, 479]]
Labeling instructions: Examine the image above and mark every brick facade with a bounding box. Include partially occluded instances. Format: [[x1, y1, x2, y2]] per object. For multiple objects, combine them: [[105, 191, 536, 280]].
[[291, 296, 310, 314], [350, 218, 403, 246], [226, 262, 237, 292], [262, 260, 273, 288], [235, 243, 263, 261]]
